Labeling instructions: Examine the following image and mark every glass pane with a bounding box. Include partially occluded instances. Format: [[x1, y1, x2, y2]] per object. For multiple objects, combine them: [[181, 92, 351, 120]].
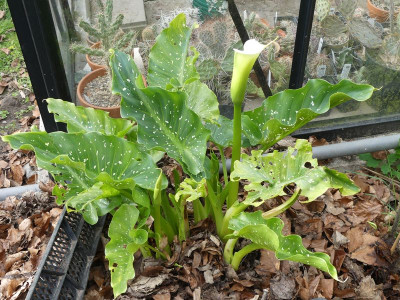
[[305, 0, 400, 128], [49, 0, 300, 119]]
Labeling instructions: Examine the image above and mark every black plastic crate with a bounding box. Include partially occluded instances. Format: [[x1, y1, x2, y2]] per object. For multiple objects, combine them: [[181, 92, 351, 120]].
[[26, 208, 106, 300]]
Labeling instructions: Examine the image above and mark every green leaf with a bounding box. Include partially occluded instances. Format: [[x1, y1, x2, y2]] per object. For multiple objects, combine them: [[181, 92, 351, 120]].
[[148, 13, 197, 88], [111, 51, 210, 178], [205, 115, 251, 148], [359, 153, 381, 168], [243, 79, 374, 149], [47, 98, 133, 137], [146, 14, 219, 123], [205, 116, 234, 148], [106, 204, 148, 297], [175, 178, 207, 202], [66, 182, 121, 224], [231, 139, 360, 206], [184, 80, 219, 123], [229, 211, 338, 279], [3, 131, 165, 223]]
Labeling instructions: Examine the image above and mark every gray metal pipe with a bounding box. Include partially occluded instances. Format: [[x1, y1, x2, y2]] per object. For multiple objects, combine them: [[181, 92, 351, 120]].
[[0, 184, 40, 201], [222, 133, 400, 172], [312, 133, 400, 160]]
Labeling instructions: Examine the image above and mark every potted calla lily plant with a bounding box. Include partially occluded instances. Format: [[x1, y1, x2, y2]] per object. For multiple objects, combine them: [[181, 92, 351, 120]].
[[3, 14, 375, 298]]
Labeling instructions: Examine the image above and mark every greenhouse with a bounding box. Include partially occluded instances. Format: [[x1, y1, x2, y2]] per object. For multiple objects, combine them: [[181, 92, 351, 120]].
[[0, 0, 400, 299]]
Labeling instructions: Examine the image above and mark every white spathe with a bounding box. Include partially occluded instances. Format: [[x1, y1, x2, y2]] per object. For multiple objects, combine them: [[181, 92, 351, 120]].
[[230, 39, 268, 105]]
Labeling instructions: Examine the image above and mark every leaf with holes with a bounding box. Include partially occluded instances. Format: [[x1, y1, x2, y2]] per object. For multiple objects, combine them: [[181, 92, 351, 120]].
[[230, 139, 359, 206], [3, 131, 165, 224], [47, 98, 133, 137], [106, 204, 148, 298], [175, 178, 207, 202], [111, 50, 210, 178], [228, 211, 338, 279], [243, 79, 374, 149]]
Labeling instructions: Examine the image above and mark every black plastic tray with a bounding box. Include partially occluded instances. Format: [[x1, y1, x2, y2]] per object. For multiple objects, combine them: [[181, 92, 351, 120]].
[[26, 208, 106, 300]]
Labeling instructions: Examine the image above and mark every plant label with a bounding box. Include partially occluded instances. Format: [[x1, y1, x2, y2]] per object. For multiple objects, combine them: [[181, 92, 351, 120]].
[[331, 50, 336, 65], [274, 12, 278, 26], [317, 65, 327, 78], [268, 70, 272, 86], [317, 38, 324, 54], [340, 64, 351, 79]]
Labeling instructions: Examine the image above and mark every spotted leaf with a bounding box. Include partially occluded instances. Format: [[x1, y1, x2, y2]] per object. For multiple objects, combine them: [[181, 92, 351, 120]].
[[47, 98, 133, 137], [147, 14, 219, 122], [111, 50, 210, 178], [228, 211, 338, 279], [106, 204, 148, 298], [230, 139, 359, 206], [3, 132, 165, 224], [243, 79, 374, 149]]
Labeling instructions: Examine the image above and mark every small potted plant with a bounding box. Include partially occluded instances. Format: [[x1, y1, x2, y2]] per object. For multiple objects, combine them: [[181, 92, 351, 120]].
[[367, 0, 400, 22], [3, 14, 375, 299], [71, 0, 137, 117], [71, 0, 136, 71]]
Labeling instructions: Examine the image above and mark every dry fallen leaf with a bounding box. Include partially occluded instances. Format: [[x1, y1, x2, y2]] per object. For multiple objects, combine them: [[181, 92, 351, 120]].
[[0, 81, 8, 95], [355, 276, 384, 300], [0, 48, 10, 55], [256, 249, 280, 275], [319, 279, 334, 299]]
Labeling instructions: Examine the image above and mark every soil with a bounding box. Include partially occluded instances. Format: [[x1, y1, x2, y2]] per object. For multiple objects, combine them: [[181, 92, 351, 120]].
[[371, 0, 400, 11], [84, 172, 400, 300], [90, 55, 107, 68], [83, 74, 121, 108], [0, 190, 62, 299], [0, 89, 39, 155]]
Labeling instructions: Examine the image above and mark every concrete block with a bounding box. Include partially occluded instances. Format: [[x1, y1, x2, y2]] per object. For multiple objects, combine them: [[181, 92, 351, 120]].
[[113, 0, 147, 29]]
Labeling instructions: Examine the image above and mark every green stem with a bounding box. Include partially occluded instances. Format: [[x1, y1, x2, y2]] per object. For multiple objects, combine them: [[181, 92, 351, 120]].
[[218, 145, 229, 185], [227, 103, 243, 208], [230, 243, 263, 270], [223, 238, 238, 264], [220, 202, 247, 239], [171, 197, 188, 242], [262, 189, 300, 219], [206, 181, 224, 236], [160, 216, 176, 242], [145, 244, 167, 260], [193, 199, 206, 223], [140, 245, 152, 258], [153, 203, 162, 249]]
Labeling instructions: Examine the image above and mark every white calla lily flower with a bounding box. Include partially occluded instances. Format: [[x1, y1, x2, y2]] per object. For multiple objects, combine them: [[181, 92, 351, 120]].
[[230, 39, 268, 105]]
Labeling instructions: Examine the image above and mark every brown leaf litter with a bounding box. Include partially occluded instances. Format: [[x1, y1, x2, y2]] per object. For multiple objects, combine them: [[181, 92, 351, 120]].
[[0, 191, 62, 300], [83, 174, 400, 300]]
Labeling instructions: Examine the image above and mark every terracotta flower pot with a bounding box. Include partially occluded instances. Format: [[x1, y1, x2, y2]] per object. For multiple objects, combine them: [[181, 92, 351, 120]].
[[86, 42, 107, 71], [86, 35, 99, 47], [77, 68, 121, 118], [367, 0, 398, 22]]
